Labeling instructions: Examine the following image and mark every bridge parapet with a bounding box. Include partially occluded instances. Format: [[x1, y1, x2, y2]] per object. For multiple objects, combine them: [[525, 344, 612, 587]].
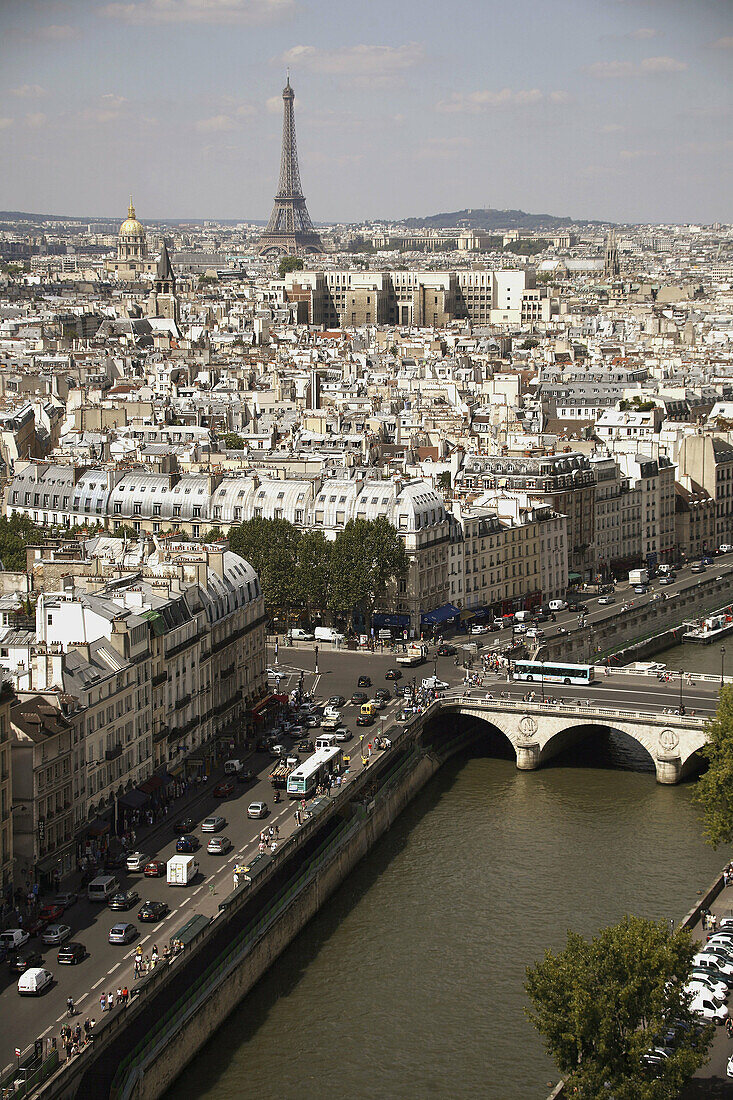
[[417, 691, 708, 784]]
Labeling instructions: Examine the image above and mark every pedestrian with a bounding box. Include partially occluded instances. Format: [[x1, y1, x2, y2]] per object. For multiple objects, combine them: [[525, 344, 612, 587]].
[[270, 840, 277, 854], [134, 958, 141, 977], [117, 987, 123, 1005], [122, 986, 129, 1005], [100, 993, 107, 1013], [108, 991, 114, 1010]]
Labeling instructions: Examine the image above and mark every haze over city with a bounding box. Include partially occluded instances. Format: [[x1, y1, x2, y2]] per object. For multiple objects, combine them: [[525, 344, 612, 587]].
[[0, 0, 731, 225]]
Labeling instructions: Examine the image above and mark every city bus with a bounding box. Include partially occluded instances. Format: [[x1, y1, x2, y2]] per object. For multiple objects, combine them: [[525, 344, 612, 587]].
[[286, 745, 343, 798], [512, 661, 595, 685]]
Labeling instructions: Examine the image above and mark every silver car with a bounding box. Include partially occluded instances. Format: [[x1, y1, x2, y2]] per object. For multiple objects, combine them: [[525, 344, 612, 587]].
[[207, 835, 232, 854], [41, 923, 71, 945], [201, 815, 226, 833]]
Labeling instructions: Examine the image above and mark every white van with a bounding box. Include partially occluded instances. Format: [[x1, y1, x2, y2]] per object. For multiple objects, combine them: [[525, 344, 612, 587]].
[[689, 991, 728, 1024], [514, 610, 531, 623], [314, 627, 344, 644], [167, 854, 199, 886], [18, 968, 53, 996], [315, 734, 338, 752], [87, 875, 120, 903], [548, 600, 567, 612]]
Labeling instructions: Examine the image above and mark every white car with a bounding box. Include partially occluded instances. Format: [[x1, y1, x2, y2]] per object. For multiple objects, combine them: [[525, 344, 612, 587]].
[[686, 974, 729, 1001], [0, 929, 29, 951], [125, 851, 148, 872], [41, 923, 71, 945], [18, 967, 53, 996], [689, 991, 728, 1024], [247, 801, 268, 819], [470, 624, 489, 635], [727, 1052, 733, 1079], [288, 628, 314, 641], [201, 815, 226, 833], [693, 951, 733, 976], [598, 596, 615, 605], [686, 981, 726, 1007]]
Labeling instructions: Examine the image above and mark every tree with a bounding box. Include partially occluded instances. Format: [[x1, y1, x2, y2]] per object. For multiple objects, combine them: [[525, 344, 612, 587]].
[[277, 256, 304, 280], [222, 433, 246, 450], [436, 470, 451, 490], [520, 338, 540, 350], [228, 517, 300, 612], [295, 530, 331, 618], [525, 915, 712, 1099], [692, 684, 733, 847], [0, 513, 47, 570], [328, 518, 408, 626]]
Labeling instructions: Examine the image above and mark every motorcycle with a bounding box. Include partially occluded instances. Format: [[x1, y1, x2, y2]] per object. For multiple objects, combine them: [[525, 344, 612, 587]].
[[273, 790, 281, 803]]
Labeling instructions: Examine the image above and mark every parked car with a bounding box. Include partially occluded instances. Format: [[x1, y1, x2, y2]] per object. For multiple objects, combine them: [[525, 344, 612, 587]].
[[385, 668, 403, 680], [108, 890, 140, 911], [144, 860, 167, 878], [288, 627, 314, 641], [57, 942, 86, 965], [53, 892, 77, 910], [108, 923, 137, 945], [247, 801, 269, 819], [357, 675, 372, 687], [0, 929, 29, 951], [176, 835, 199, 853], [351, 691, 368, 705], [125, 852, 148, 873], [212, 780, 234, 798], [138, 901, 169, 923], [38, 903, 65, 926], [207, 835, 232, 855], [201, 815, 226, 833], [436, 645, 456, 656], [8, 951, 44, 974], [41, 923, 71, 946], [172, 817, 196, 834]]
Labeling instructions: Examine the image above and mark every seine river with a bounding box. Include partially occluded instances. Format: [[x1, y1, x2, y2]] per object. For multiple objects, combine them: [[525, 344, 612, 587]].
[[173, 644, 723, 1100]]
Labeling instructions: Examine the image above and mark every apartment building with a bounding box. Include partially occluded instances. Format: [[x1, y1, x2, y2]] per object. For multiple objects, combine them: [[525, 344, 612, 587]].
[[589, 455, 643, 576], [677, 435, 733, 548], [0, 685, 13, 901], [617, 453, 676, 563]]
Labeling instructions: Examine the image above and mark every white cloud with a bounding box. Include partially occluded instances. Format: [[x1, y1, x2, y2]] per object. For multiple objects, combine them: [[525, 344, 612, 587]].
[[80, 107, 123, 124], [195, 114, 237, 132], [11, 84, 46, 98], [628, 27, 657, 40], [266, 95, 283, 113], [280, 42, 424, 77], [599, 123, 625, 134], [639, 55, 687, 73], [100, 0, 295, 25], [585, 56, 687, 78], [549, 90, 570, 104], [0, 118, 14, 130], [437, 87, 549, 113], [24, 113, 47, 129], [709, 36, 733, 50]]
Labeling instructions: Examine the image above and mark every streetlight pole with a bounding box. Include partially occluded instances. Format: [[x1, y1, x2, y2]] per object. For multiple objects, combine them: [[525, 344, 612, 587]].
[[541, 661, 545, 703], [679, 669, 684, 715], [721, 646, 726, 689]]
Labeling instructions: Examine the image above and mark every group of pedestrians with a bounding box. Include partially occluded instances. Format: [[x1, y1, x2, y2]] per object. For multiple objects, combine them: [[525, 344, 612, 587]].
[[100, 986, 130, 1012], [258, 825, 279, 854], [60, 1019, 94, 1059]]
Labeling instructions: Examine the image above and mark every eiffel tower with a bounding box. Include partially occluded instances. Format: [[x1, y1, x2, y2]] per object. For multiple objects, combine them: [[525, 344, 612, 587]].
[[257, 77, 324, 257]]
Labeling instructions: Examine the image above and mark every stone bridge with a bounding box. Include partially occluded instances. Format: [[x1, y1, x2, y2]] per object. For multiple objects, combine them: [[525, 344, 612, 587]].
[[418, 692, 709, 784]]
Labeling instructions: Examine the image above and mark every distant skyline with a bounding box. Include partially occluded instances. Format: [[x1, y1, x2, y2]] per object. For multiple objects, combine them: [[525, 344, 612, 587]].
[[0, 0, 731, 226]]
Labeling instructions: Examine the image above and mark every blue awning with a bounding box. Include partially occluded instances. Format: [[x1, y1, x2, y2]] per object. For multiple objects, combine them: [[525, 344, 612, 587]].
[[421, 603, 461, 625], [373, 613, 410, 628]]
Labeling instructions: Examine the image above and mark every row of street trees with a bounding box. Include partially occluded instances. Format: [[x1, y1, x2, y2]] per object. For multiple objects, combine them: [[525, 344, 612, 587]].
[[218, 515, 408, 627]]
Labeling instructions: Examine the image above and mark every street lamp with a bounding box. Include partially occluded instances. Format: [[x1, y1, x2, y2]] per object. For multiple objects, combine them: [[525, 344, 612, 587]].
[[541, 661, 545, 703], [721, 646, 726, 689], [679, 669, 684, 716]]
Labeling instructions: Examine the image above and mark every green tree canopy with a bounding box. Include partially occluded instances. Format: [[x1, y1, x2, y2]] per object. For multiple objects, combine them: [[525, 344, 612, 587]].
[[228, 516, 300, 611], [525, 915, 712, 1099], [222, 432, 246, 450], [295, 530, 332, 617], [692, 684, 733, 847], [0, 513, 47, 570], [328, 517, 408, 624], [277, 255, 304, 280]]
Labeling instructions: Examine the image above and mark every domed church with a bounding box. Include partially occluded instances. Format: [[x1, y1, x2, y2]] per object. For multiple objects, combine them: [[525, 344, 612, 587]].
[[106, 197, 159, 280]]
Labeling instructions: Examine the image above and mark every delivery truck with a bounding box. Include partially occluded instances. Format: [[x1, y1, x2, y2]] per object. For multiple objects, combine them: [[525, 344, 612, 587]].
[[629, 568, 649, 586], [396, 643, 427, 667], [167, 854, 199, 886], [268, 756, 299, 789]]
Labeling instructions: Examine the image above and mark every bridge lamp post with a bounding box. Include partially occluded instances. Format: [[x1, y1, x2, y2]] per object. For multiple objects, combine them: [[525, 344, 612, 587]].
[[679, 669, 684, 716], [541, 661, 545, 703], [721, 646, 726, 689]]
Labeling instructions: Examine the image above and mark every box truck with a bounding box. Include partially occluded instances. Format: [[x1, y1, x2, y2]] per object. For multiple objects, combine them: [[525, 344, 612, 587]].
[[629, 568, 649, 586], [167, 854, 199, 886]]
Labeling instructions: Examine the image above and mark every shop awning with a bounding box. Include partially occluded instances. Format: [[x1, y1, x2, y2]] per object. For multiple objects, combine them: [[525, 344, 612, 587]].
[[86, 818, 110, 837], [118, 789, 149, 810], [567, 572, 582, 581], [138, 776, 163, 794], [421, 603, 461, 625], [372, 613, 410, 628], [459, 609, 475, 621], [250, 695, 275, 715]]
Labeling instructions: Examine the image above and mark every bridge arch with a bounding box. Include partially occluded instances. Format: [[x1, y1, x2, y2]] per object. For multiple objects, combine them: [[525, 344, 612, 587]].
[[536, 721, 658, 772]]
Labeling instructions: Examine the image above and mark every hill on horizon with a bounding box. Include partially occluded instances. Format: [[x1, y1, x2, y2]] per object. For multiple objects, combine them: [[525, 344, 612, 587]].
[[402, 207, 610, 231]]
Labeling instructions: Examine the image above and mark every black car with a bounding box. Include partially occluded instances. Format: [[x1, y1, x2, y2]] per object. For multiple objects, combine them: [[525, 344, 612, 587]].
[[176, 834, 199, 853], [375, 688, 391, 702], [103, 852, 127, 871], [569, 603, 589, 614], [109, 889, 140, 911], [384, 668, 403, 680], [297, 739, 314, 753], [57, 941, 86, 965], [357, 675, 372, 687], [173, 817, 196, 834], [356, 713, 375, 727], [138, 901, 169, 923], [236, 769, 254, 784], [436, 644, 456, 656], [351, 691, 368, 705], [8, 950, 44, 974]]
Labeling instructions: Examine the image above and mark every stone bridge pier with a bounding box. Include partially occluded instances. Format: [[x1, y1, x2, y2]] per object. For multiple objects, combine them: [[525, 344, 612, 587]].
[[423, 697, 708, 785]]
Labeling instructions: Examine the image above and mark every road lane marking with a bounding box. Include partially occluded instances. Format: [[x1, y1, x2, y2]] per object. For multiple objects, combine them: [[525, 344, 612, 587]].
[[139, 935, 150, 945], [205, 875, 215, 883], [193, 886, 203, 895], [107, 964, 120, 974], [55, 1014, 65, 1023], [179, 897, 191, 906], [76, 994, 88, 1006], [91, 978, 104, 989], [40, 1026, 53, 1038]]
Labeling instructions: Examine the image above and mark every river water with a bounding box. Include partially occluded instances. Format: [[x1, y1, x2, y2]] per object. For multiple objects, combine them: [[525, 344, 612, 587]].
[[173, 644, 724, 1100]]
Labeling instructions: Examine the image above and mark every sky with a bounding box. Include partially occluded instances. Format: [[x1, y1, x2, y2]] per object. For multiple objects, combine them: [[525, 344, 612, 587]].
[[0, 0, 731, 226]]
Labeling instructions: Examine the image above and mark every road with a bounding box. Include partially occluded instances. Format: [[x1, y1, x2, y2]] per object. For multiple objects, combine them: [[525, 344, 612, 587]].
[[0, 642, 723, 1073]]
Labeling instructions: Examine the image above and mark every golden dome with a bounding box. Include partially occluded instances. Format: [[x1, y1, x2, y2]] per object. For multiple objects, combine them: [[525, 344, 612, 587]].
[[119, 196, 145, 237]]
